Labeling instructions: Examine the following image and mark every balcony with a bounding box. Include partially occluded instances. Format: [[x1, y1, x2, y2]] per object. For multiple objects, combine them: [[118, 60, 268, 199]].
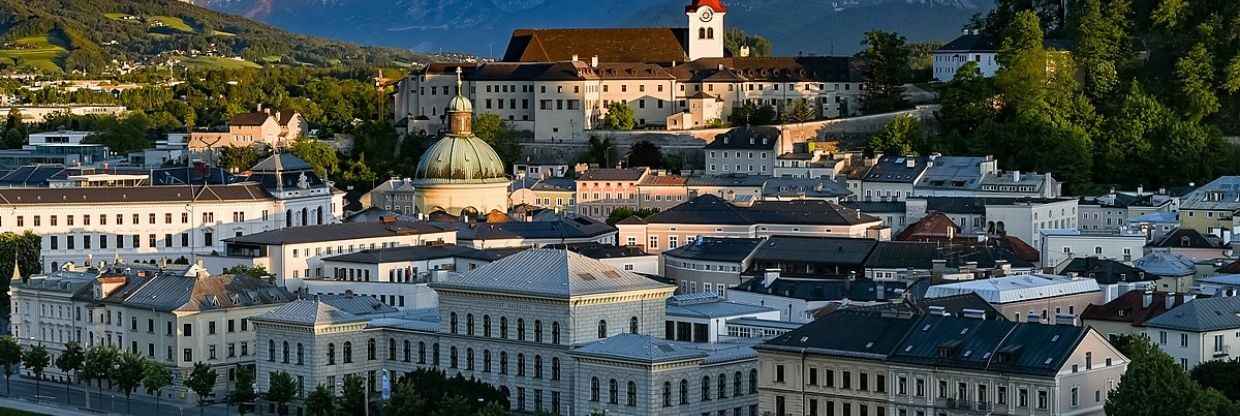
[[1212, 344, 1230, 358]]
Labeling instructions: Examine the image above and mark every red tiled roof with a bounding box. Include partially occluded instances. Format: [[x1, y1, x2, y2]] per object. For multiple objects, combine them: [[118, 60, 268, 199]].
[[229, 112, 272, 126], [639, 175, 688, 186], [686, 0, 728, 13], [503, 28, 689, 64], [1081, 291, 1189, 326], [895, 212, 960, 241]]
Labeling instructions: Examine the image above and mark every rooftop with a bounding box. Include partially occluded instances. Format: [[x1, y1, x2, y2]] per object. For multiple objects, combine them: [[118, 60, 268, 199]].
[[429, 249, 673, 299], [255, 294, 401, 326], [1144, 296, 1240, 332], [662, 237, 763, 263], [577, 167, 647, 182], [924, 274, 1100, 304], [645, 194, 879, 226], [666, 293, 776, 319], [322, 243, 501, 264], [1133, 251, 1197, 277], [226, 221, 449, 245]]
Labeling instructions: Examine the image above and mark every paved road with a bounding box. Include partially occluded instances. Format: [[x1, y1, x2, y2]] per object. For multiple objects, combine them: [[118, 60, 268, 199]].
[[0, 376, 241, 416]]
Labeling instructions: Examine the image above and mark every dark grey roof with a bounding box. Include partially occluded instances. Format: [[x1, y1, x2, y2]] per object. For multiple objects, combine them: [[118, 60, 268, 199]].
[[863, 155, 929, 184], [577, 168, 646, 181], [841, 201, 906, 214], [0, 184, 272, 206], [1144, 296, 1240, 332], [226, 221, 449, 245], [1060, 257, 1154, 284], [763, 312, 1090, 377], [108, 268, 293, 312], [865, 241, 938, 269], [684, 174, 769, 187], [445, 216, 616, 241], [573, 334, 706, 363], [918, 197, 1075, 215], [545, 242, 649, 259], [430, 249, 672, 298], [255, 295, 399, 326], [936, 33, 997, 52], [662, 237, 763, 263], [761, 177, 849, 199], [705, 126, 779, 150], [646, 194, 879, 226], [1149, 228, 1229, 249], [750, 236, 877, 266], [531, 177, 576, 192], [666, 293, 775, 318], [733, 277, 905, 302], [322, 244, 501, 264], [251, 153, 313, 173]]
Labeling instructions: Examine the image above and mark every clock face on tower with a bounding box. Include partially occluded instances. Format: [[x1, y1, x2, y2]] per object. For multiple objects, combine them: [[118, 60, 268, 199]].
[[699, 8, 714, 22]]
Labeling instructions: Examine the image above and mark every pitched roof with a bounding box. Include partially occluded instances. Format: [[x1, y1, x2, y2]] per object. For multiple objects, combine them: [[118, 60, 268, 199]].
[[1149, 228, 1229, 249], [577, 167, 647, 181], [1180, 176, 1240, 211], [645, 194, 880, 226], [762, 311, 918, 359], [446, 216, 616, 241], [502, 28, 689, 64], [865, 241, 939, 269], [573, 333, 707, 363], [0, 184, 271, 206], [666, 293, 775, 318], [109, 269, 293, 313], [937, 34, 998, 52], [686, 0, 727, 12], [1081, 291, 1185, 326], [638, 175, 688, 186], [750, 236, 877, 266], [322, 244, 501, 264], [229, 112, 273, 126], [662, 237, 762, 262], [251, 153, 313, 173], [226, 221, 449, 245], [671, 57, 861, 83], [429, 249, 673, 299], [1143, 296, 1240, 332], [1060, 257, 1154, 284], [255, 295, 399, 326], [1133, 251, 1197, 277], [733, 277, 905, 302], [864, 155, 929, 183], [895, 212, 961, 241], [924, 274, 1100, 304], [761, 177, 849, 199], [705, 126, 780, 150]]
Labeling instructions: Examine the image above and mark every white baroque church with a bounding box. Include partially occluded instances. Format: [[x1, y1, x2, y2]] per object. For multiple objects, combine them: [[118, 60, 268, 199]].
[[394, 0, 866, 140]]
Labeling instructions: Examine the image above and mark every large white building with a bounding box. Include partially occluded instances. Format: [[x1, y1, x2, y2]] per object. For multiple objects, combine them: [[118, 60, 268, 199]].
[[1143, 296, 1240, 370], [393, 0, 865, 140], [932, 31, 999, 82], [0, 153, 344, 272]]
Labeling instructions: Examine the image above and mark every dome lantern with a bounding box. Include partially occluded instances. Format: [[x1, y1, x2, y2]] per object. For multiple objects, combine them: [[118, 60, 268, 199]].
[[447, 66, 473, 136]]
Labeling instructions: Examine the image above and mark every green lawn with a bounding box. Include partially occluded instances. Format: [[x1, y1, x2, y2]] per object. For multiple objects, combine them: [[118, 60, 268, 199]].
[[181, 55, 261, 70], [103, 12, 134, 21], [0, 35, 66, 73], [149, 16, 195, 33], [0, 407, 49, 416]]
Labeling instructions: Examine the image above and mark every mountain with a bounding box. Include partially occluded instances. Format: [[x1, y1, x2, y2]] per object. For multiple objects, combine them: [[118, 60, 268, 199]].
[[195, 0, 994, 57], [0, 0, 429, 73]]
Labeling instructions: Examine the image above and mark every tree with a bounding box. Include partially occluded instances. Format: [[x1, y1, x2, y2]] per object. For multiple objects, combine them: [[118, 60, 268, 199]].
[[218, 145, 266, 172], [114, 352, 148, 414], [223, 264, 269, 278], [81, 345, 117, 410], [142, 362, 172, 415], [723, 28, 773, 57], [1175, 43, 1220, 122], [82, 113, 154, 154], [1105, 336, 1229, 416], [289, 138, 339, 177], [626, 140, 663, 169], [55, 342, 84, 405], [383, 380, 427, 416], [867, 115, 926, 156], [1191, 358, 1240, 403], [185, 362, 219, 416], [859, 30, 912, 114], [0, 108, 25, 149], [1068, 0, 1131, 101], [21, 344, 48, 402], [606, 207, 659, 226], [305, 385, 336, 416], [338, 375, 366, 416], [229, 365, 257, 415], [473, 113, 522, 166], [0, 337, 21, 396], [603, 102, 635, 130], [580, 136, 615, 167], [266, 371, 297, 416], [787, 100, 816, 123], [0, 231, 41, 318]]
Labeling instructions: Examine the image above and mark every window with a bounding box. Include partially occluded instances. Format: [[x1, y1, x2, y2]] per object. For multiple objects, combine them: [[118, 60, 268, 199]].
[[343, 341, 353, 364], [627, 381, 637, 406], [749, 369, 758, 394], [663, 382, 672, 407], [775, 365, 785, 383], [297, 343, 304, 365], [591, 378, 600, 402], [702, 376, 711, 401], [1038, 390, 1049, 409], [681, 379, 690, 404], [597, 320, 607, 338], [609, 379, 619, 404]]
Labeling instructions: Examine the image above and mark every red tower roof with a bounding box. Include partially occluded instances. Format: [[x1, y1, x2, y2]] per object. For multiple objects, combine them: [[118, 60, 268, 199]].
[[685, 0, 727, 13]]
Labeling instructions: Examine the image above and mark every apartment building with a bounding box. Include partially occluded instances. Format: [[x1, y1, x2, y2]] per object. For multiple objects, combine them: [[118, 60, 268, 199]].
[[575, 167, 649, 221], [704, 126, 778, 176], [1143, 296, 1240, 370], [1178, 176, 1240, 241], [1039, 230, 1147, 268], [758, 311, 1128, 416], [923, 274, 1103, 324]]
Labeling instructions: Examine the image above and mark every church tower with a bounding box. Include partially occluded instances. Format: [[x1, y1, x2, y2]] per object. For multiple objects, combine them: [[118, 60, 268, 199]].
[[686, 0, 726, 61]]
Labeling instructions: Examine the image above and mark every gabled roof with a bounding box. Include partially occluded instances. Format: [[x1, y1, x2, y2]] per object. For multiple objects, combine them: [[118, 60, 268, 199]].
[[645, 194, 880, 226], [1060, 257, 1154, 284], [1143, 296, 1240, 332], [255, 295, 399, 326], [322, 244, 501, 264], [864, 155, 929, 184], [1149, 228, 1229, 249], [705, 126, 779, 150], [109, 270, 293, 313], [761, 177, 849, 199], [663, 237, 762, 262], [751, 236, 877, 266], [865, 241, 938, 269], [503, 28, 689, 64], [763, 311, 918, 359], [229, 112, 274, 126], [1133, 251, 1197, 277], [924, 274, 1100, 304], [936, 33, 998, 52], [1081, 291, 1185, 326], [251, 153, 313, 173], [0, 184, 271, 206], [895, 212, 961, 241], [430, 249, 672, 299], [226, 221, 449, 245], [577, 167, 647, 181]]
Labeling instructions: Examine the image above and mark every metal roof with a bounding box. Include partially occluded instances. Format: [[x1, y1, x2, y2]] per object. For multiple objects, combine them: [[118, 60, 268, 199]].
[[323, 244, 501, 264], [429, 249, 673, 299], [226, 221, 450, 245], [1143, 296, 1240, 332], [924, 274, 1100, 304]]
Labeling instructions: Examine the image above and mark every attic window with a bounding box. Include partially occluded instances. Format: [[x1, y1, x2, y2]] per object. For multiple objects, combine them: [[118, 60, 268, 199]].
[[904, 345, 913, 352], [959, 328, 968, 335], [1051, 335, 1060, 342], [1044, 358, 1054, 365], [963, 350, 972, 357], [922, 324, 931, 331], [799, 336, 809, 343], [864, 342, 874, 349]]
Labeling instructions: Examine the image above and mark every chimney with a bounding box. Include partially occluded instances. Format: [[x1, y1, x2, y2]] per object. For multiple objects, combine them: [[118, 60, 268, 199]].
[[1142, 291, 1153, 308], [1012, 170, 1021, 182], [762, 268, 780, 288], [928, 305, 950, 317], [1183, 293, 1197, 303], [256, 103, 262, 112], [591, 55, 599, 68], [571, 54, 579, 62], [1137, 185, 1144, 195], [739, 46, 751, 58], [1165, 292, 1176, 310], [931, 259, 946, 276], [905, 157, 915, 168], [961, 308, 985, 319], [1054, 313, 1078, 326]]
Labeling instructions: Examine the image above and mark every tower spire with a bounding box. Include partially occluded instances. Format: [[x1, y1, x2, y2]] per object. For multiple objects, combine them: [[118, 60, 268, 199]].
[[10, 248, 21, 284]]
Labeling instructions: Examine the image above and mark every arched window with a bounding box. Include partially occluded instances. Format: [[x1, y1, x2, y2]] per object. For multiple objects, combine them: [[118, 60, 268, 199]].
[[733, 371, 742, 396], [450, 346, 458, 368], [707, 27, 715, 39], [662, 382, 672, 407], [367, 338, 376, 361], [282, 341, 289, 363], [268, 340, 275, 362], [699, 27, 706, 39], [450, 312, 458, 334], [609, 379, 619, 404], [517, 353, 526, 376], [483, 315, 491, 337], [343, 342, 353, 363], [388, 338, 396, 360], [627, 381, 637, 406], [552, 357, 560, 380], [466, 348, 475, 370], [500, 351, 509, 375], [296, 343, 304, 365], [598, 320, 608, 339], [717, 373, 727, 399], [534, 320, 543, 343], [466, 314, 475, 336], [327, 343, 335, 365], [403, 340, 411, 362], [533, 355, 543, 379], [749, 369, 758, 394], [300, 208, 307, 226], [517, 319, 525, 341], [432, 343, 439, 366], [500, 317, 508, 338], [552, 322, 560, 344], [483, 350, 492, 372], [285, 210, 292, 227], [679, 379, 689, 404], [591, 377, 600, 401], [417, 341, 426, 364], [702, 376, 711, 401], [629, 316, 639, 334]]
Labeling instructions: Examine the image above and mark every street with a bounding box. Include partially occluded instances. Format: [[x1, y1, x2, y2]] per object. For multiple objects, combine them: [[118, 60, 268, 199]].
[[0, 375, 237, 416]]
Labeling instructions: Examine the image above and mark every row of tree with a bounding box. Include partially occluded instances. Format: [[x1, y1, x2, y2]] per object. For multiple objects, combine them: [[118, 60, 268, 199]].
[[1106, 335, 1240, 415]]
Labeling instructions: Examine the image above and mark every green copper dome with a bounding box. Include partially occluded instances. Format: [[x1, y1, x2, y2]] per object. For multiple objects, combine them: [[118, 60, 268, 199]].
[[413, 134, 508, 183]]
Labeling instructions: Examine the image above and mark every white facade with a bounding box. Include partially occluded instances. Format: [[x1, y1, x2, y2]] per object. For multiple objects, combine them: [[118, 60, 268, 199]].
[[985, 199, 1079, 249], [686, 5, 725, 61], [933, 51, 999, 81], [1145, 323, 1239, 370], [1040, 231, 1147, 268]]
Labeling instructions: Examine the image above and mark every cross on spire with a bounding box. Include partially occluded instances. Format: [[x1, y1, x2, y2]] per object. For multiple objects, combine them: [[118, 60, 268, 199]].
[[455, 66, 463, 96]]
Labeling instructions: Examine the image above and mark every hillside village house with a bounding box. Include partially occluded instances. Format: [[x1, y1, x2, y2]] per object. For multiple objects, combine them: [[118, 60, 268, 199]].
[[188, 107, 307, 150], [393, 0, 865, 140], [1178, 176, 1240, 242]]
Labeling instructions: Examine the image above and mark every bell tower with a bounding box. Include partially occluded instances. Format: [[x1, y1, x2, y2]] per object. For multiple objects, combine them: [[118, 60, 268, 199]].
[[686, 0, 726, 61]]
